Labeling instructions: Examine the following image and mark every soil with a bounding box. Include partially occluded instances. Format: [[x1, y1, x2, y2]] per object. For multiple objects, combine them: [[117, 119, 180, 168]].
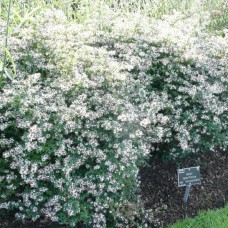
[[139, 149, 228, 227], [0, 149, 227, 228]]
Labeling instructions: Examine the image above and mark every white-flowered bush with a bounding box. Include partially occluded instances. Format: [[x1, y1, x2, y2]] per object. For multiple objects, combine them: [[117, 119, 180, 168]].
[[0, 10, 153, 227], [80, 10, 227, 158], [0, 7, 227, 227]]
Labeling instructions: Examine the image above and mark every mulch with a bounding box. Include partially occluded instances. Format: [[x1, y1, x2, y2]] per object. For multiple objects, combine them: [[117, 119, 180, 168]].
[[139, 149, 228, 227], [0, 150, 227, 228]]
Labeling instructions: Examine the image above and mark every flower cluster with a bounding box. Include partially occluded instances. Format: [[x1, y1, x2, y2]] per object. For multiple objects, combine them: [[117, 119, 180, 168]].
[[0, 7, 227, 227]]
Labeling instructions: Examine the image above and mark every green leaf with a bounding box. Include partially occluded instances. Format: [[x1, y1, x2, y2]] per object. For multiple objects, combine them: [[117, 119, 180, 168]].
[[4, 67, 14, 80], [0, 60, 3, 72], [0, 46, 16, 74]]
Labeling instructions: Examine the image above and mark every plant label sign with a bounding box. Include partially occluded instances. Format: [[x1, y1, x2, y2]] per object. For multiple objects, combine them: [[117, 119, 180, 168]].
[[178, 166, 201, 203], [178, 166, 201, 187]]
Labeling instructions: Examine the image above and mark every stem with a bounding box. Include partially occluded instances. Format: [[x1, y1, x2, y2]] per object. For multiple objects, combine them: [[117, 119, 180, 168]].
[[1, 0, 12, 77]]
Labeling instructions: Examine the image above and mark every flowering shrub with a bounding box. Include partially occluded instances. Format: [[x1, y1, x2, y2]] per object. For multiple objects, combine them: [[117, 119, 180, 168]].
[[92, 11, 228, 158], [0, 8, 227, 227], [0, 10, 153, 227]]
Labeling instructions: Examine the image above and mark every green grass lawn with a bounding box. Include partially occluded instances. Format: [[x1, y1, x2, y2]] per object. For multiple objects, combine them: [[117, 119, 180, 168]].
[[169, 204, 228, 228]]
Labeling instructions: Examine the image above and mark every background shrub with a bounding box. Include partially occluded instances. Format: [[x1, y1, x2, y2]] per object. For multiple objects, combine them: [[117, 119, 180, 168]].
[[86, 11, 227, 158]]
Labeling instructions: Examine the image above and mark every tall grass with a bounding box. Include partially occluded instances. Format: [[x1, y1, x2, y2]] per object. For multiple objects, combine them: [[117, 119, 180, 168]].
[[0, 0, 227, 21], [0, 0, 13, 82], [0, 0, 227, 36]]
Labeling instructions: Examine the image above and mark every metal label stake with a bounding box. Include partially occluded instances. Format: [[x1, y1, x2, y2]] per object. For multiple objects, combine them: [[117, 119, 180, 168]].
[[183, 184, 191, 203]]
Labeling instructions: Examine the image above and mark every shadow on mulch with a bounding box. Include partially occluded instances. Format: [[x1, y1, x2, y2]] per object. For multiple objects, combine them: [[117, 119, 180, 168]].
[[139, 149, 228, 227]]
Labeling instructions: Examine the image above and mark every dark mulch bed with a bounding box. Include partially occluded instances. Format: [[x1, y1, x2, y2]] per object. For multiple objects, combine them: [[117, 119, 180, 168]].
[[1, 150, 227, 228], [139, 149, 228, 227]]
